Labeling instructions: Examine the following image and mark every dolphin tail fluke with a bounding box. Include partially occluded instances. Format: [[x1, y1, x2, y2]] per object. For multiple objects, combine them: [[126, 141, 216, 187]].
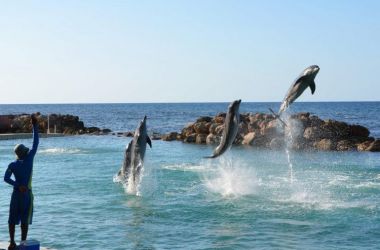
[[147, 136, 152, 148], [309, 80, 316, 94], [268, 108, 288, 127], [203, 155, 217, 159]]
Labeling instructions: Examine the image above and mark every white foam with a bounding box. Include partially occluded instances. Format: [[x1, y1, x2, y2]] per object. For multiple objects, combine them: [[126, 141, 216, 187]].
[[162, 164, 209, 172], [39, 148, 82, 154], [203, 158, 260, 198]]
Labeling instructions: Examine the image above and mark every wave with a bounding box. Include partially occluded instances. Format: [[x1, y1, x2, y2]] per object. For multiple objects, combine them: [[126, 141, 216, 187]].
[[39, 148, 84, 154], [162, 164, 210, 173]]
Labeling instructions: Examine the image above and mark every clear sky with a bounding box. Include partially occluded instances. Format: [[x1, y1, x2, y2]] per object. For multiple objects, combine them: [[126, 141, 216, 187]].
[[0, 1, 379, 103]]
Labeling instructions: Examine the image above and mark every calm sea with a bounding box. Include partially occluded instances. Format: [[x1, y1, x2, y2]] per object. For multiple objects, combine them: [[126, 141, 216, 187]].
[[0, 102, 379, 249]]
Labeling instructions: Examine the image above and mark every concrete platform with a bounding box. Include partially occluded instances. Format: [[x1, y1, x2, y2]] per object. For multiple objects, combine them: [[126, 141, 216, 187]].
[[0, 241, 55, 250], [0, 133, 64, 140]]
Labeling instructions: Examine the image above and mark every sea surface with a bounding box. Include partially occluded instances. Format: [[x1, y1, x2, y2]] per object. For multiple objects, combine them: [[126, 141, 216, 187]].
[[0, 102, 379, 249]]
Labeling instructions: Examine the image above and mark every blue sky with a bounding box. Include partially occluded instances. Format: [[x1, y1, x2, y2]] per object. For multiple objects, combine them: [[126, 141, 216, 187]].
[[0, 1, 379, 103]]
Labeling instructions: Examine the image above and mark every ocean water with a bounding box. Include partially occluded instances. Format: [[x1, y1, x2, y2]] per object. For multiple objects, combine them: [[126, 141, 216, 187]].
[[0, 102, 379, 249]]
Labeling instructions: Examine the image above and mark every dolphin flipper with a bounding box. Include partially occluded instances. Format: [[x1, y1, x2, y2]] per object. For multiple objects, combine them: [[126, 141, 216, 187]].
[[146, 136, 152, 148], [309, 80, 316, 94]]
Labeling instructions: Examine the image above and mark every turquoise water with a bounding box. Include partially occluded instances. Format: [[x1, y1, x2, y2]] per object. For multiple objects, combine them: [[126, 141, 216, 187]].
[[0, 103, 379, 249]]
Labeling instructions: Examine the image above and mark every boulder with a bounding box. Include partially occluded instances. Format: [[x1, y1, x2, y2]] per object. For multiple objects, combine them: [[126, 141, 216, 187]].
[[162, 132, 178, 141], [215, 125, 224, 136], [314, 139, 336, 151], [184, 133, 196, 143], [336, 140, 356, 151], [367, 140, 380, 152], [238, 122, 249, 135], [209, 123, 219, 134], [357, 141, 373, 151], [322, 119, 350, 138], [193, 122, 209, 134], [349, 124, 370, 138], [213, 116, 225, 124], [303, 127, 322, 140], [196, 116, 212, 123], [242, 132, 257, 145], [269, 137, 285, 149], [290, 138, 311, 151], [249, 134, 270, 147], [196, 134, 207, 144], [206, 134, 220, 145], [181, 124, 195, 137], [309, 115, 324, 127]]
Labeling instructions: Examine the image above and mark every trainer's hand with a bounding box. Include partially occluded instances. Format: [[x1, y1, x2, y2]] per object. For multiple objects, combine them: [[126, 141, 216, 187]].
[[19, 186, 28, 193], [31, 114, 38, 126]]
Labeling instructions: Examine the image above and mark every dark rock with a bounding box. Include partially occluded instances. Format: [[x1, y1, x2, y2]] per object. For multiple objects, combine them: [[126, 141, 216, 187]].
[[162, 132, 178, 141], [357, 141, 373, 151], [196, 116, 212, 123], [213, 116, 225, 124], [184, 133, 196, 143], [214, 125, 224, 136], [350, 124, 370, 138], [366, 140, 380, 152], [196, 134, 207, 144], [151, 132, 162, 140], [181, 124, 195, 137], [252, 136, 270, 147], [87, 127, 100, 133], [291, 112, 310, 119], [291, 138, 312, 151], [303, 127, 319, 140], [314, 139, 336, 151], [193, 122, 210, 134], [336, 140, 356, 151], [209, 123, 219, 134], [124, 131, 134, 137], [269, 137, 285, 149], [216, 112, 226, 118], [162, 112, 376, 152], [238, 122, 249, 135], [358, 139, 380, 152], [206, 134, 220, 145]]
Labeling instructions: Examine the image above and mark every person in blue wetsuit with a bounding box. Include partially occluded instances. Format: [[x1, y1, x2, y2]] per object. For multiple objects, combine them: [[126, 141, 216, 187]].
[[4, 114, 39, 250]]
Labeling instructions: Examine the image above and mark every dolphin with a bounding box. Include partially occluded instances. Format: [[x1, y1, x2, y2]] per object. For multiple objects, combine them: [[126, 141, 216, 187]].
[[205, 99, 241, 158], [278, 65, 320, 114], [117, 116, 152, 186]]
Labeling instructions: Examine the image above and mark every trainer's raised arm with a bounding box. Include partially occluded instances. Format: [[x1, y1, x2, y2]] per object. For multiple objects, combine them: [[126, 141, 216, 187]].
[[29, 114, 39, 156]]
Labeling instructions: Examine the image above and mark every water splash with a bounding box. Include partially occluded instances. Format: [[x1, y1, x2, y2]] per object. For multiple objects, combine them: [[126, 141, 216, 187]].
[[39, 148, 83, 154], [280, 111, 295, 183], [203, 156, 260, 198]]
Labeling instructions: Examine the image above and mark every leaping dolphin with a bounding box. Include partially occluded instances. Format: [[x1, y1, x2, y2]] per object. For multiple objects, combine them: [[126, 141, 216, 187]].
[[278, 65, 320, 114], [117, 116, 152, 187], [205, 99, 241, 158]]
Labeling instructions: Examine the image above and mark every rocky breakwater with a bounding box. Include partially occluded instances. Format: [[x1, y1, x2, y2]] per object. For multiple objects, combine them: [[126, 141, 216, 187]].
[[161, 112, 380, 152], [0, 113, 111, 135]]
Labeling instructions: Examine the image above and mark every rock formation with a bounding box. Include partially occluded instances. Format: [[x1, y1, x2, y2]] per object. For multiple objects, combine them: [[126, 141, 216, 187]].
[[162, 112, 379, 152], [0, 113, 110, 135]]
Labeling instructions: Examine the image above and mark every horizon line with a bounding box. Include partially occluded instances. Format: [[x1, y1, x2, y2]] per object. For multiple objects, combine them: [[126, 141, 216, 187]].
[[0, 100, 379, 105]]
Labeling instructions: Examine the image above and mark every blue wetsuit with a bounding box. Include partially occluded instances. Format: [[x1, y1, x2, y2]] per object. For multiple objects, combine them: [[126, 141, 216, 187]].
[[4, 124, 39, 225]]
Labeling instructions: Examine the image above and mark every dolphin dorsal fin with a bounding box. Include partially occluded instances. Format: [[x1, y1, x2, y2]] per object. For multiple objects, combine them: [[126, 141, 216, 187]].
[[309, 80, 316, 94], [147, 136, 152, 148]]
